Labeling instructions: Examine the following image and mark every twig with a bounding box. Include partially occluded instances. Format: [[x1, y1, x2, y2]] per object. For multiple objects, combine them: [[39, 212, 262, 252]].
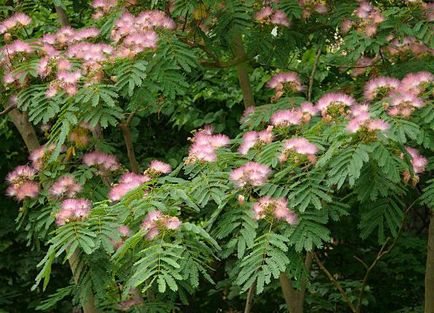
[[0, 103, 17, 116], [120, 116, 139, 173], [307, 48, 322, 102], [313, 252, 357, 313], [243, 284, 256, 313]]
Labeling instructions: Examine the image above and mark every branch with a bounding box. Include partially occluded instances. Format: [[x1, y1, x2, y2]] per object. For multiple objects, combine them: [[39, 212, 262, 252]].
[[55, 5, 70, 27], [313, 252, 357, 313], [119, 113, 139, 173], [243, 283, 256, 313], [0, 103, 17, 116], [307, 48, 322, 102]]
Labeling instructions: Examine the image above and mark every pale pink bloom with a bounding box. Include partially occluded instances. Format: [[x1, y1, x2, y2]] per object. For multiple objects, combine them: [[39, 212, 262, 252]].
[[109, 172, 150, 201], [282, 137, 319, 155], [165, 216, 181, 230], [400, 71, 433, 95], [270, 109, 303, 126], [364, 76, 400, 100], [271, 10, 291, 27], [300, 102, 318, 115], [241, 106, 255, 122], [2, 40, 33, 56], [314, 3, 328, 14], [390, 93, 424, 108], [83, 151, 120, 172], [141, 211, 181, 240], [6, 165, 37, 183], [351, 57, 376, 77], [57, 70, 81, 84], [123, 31, 158, 51], [118, 225, 131, 237], [252, 197, 298, 225], [367, 119, 389, 132], [267, 72, 303, 92], [56, 198, 92, 226], [350, 104, 369, 118], [148, 160, 172, 175], [49, 176, 82, 198], [341, 19, 353, 34], [37, 57, 50, 77], [6, 181, 39, 201], [28, 144, 55, 170], [46, 84, 58, 98], [255, 7, 273, 21], [316, 92, 356, 113], [238, 127, 273, 155], [230, 162, 271, 188], [187, 129, 230, 163], [3, 72, 16, 84], [405, 147, 428, 174], [0, 13, 31, 34]]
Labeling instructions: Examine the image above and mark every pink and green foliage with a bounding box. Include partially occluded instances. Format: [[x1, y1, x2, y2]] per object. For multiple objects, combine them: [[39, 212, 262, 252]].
[[0, 0, 433, 312]]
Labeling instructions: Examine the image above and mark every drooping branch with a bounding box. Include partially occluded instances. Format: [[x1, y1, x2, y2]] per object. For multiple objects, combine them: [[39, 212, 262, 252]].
[[313, 252, 357, 313]]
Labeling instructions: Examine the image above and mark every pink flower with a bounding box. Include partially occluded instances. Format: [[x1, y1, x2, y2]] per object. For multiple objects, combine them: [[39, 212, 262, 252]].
[[28, 144, 55, 170], [148, 160, 172, 175], [141, 211, 181, 240], [49, 176, 82, 198], [118, 225, 131, 237], [387, 92, 424, 117], [109, 172, 150, 201], [341, 19, 353, 34], [0, 13, 31, 34], [282, 137, 319, 155], [271, 10, 291, 27], [255, 7, 273, 22], [241, 106, 255, 123], [56, 198, 92, 226], [230, 162, 271, 188], [186, 128, 230, 163], [83, 151, 120, 172], [400, 71, 433, 95], [6, 165, 37, 184], [270, 109, 303, 127], [238, 127, 273, 155], [6, 181, 39, 201], [252, 197, 298, 225], [316, 92, 356, 111], [405, 147, 428, 174], [267, 72, 303, 92], [364, 76, 400, 100]]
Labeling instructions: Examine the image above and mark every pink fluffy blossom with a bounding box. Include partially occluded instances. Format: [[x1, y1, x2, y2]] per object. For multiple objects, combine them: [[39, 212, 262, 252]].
[[399, 71, 433, 95], [28, 144, 55, 170], [387, 92, 425, 117], [364, 76, 400, 100], [255, 7, 291, 27], [230, 162, 271, 188], [6, 165, 37, 184], [270, 109, 303, 127], [0, 13, 31, 35], [316, 92, 356, 119], [49, 176, 82, 198], [267, 72, 304, 99], [238, 127, 273, 155], [109, 172, 151, 201], [252, 197, 298, 224], [6, 181, 39, 201], [148, 160, 172, 175], [83, 151, 121, 173], [283, 137, 318, 155], [141, 211, 181, 240], [186, 128, 230, 163], [56, 198, 92, 226], [405, 147, 428, 174]]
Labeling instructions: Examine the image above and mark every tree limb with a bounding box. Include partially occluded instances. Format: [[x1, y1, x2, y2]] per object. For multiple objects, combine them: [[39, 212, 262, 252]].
[[307, 48, 322, 102]]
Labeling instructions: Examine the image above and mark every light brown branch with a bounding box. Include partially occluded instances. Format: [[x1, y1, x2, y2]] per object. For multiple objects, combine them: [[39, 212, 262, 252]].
[[0, 103, 17, 116], [244, 283, 256, 313], [119, 114, 139, 173]]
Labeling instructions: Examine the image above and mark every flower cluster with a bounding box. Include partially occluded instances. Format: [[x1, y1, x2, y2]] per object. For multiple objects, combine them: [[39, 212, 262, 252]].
[[399, 71, 433, 95], [230, 162, 271, 188], [109, 172, 151, 201], [1, 40, 33, 62], [141, 211, 181, 240], [0, 12, 31, 36], [350, 56, 377, 77], [316, 92, 356, 119], [146, 160, 172, 176], [83, 151, 121, 173], [91, 0, 118, 19], [279, 137, 318, 163], [110, 11, 175, 57], [346, 108, 389, 134], [41, 27, 100, 47], [49, 176, 82, 198], [270, 109, 303, 127], [297, 0, 328, 19], [239, 127, 273, 155], [405, 147, 428, 174], [254, 7, 291, 27], [252, 197, 298, 224], [186, 126, 230, 163], [69, 123, 92, 148], [5, 165, 39, 201], [385, 36, 432, 59], [267, 72, 304, 100], [342, 1, 384, 37], [363, 76, 400, 101], [111, 225, 132, 250], [387, 92, 424, 117], [240, 106, 255, 124], [55, 198, 92, 226], [29, 144, 55, 170]]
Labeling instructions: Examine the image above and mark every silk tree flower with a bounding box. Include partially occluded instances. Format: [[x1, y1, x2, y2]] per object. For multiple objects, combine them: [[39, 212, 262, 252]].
[[364, 76, 400, 100], [351, 56, 376, 77], [55, 198, 92, 226], [240, 106, 255, 123], [186, 128, 230, 163], [49, 176, 82, 198], [298, 0, 328, 19], [147, 160, 172, 175], [300, 102, 318, 122], [109, 172, 151, 201], [270, 109, 303, 127], [5, 165, 40, 201], [399, 71, 433, 95], [67, 43, 113, 63], [279, 137, 318, 163], [92, 0, 118, 19], [238, 127, 273, 155], [141, 211, 181, 240], [252, 197, 298, 225], [267, 72, 304, 100], [255, 7, 291, 27], [0, 13, 31, 35], [346, 115, 389, 134], [230, 162, 271, 188], [353, 1, 384, 37], [83, 151, 121, 173], [28, 144, 55, 170], [387, 92, 425, 117], [316, 92, 356, 119], [405, 147, 428, 174], [1, 40, 33, 57]]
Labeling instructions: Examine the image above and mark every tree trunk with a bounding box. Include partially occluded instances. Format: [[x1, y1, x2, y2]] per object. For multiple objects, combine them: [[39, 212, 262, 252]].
[[7, 109, 40, 152], [425, 210, 434, 313], [231, 34, 255, 108]]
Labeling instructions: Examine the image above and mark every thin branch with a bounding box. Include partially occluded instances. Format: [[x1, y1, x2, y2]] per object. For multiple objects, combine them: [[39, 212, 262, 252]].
[[0, 103, 17, 116], [55, 5, 70, 26], [313, 252, 357, 313], [120, 113, 139, 173], [307, 48, 322, 102], [243, 284, 256, 313]]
